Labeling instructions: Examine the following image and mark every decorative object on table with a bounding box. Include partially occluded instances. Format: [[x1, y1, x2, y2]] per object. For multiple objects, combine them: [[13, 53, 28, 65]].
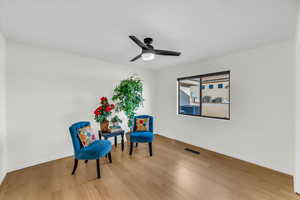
[[112, 75, 144, 130], [94, 97, 115, 132], [135, 118, 149, 132], [109, 124, 122, 133], [109, 116, 122, 133], [69, 121, 112, 179], [110, 115, 122, 127], [78, 125, 97, 147], [129, 115, 154, 157]]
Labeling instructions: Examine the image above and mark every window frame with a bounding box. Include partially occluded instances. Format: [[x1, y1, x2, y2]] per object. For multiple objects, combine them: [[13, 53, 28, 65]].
[[177, 70, 230, 120]]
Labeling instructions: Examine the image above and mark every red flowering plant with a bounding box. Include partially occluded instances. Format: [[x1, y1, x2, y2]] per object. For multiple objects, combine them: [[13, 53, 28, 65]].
[[94, 97, 115, 123]]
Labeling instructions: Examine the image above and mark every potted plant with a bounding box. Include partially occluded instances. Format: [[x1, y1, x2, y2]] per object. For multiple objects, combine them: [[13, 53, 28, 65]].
[[111, 115, 122, 127], [112, 75, 144, 130], [94, 97, 115, 132]]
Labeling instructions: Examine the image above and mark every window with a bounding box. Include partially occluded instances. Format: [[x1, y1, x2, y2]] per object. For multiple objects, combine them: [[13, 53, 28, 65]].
[[178, 71, 230, 120], [178, 78, 200, 116]]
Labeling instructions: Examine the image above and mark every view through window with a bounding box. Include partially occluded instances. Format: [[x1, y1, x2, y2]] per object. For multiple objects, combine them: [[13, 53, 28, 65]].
[[178, 71, 230, 119]]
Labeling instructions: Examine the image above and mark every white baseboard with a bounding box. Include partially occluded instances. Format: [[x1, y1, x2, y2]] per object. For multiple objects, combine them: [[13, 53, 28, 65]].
[[158, 133, 293, 176], [0, 171, 7, 185], [7, 151, 73, 173], [6, 138, 125, 173]]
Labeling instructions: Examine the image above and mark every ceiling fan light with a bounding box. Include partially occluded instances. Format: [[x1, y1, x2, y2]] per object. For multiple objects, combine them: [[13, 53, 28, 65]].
[[142, 52, 155, 61]]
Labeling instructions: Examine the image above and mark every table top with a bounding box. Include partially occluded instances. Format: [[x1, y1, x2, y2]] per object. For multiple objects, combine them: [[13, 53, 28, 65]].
[[99, 130, 125, 138]]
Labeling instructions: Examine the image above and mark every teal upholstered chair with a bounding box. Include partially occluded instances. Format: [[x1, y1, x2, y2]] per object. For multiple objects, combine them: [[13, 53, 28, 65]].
[[129, 115, 154, 156], [69, 121, 112, 179]]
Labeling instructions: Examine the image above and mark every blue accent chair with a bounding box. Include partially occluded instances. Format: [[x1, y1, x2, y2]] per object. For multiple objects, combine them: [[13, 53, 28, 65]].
[[129, 115, 154, 156], [69, 121, 112, 179]]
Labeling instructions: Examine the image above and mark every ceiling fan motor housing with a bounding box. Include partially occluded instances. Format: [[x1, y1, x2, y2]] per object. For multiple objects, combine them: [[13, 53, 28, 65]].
[[144, 37, 153, 45]]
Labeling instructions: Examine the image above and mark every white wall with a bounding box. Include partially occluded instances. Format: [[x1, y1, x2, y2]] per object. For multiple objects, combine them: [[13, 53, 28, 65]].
[[155, 41, 295, 175], [6, 41, 155, 172], [0, 32, 7, 184], [0, 32, 7, 183], [3, 39, 296, 177], [294, 9, 300, 193]]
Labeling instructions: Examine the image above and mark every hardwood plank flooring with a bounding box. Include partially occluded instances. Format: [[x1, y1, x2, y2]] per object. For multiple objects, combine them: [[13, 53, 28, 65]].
[[0, 135, 299, 200]]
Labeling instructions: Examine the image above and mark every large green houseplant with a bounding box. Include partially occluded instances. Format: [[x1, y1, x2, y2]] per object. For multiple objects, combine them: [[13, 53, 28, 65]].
[[112, 76, 144, 129]]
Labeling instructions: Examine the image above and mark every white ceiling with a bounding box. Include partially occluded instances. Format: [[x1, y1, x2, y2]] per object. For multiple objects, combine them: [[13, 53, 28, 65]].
[[0, 0, 298, 69]]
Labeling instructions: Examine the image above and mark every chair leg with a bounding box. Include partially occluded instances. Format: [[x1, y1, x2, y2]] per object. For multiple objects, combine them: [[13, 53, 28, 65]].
[[85, 160, 88, 164], [71, 159, 78, 175], [129, 142, 133, 155], [136, 143, 138, 148], [108, 152, 112, 163], [96, 159, 100, 179], [148, 142, 153, 157]]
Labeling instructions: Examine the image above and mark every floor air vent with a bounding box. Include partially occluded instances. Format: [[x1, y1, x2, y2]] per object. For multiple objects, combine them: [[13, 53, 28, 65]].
[[184, 148, 200, 154]]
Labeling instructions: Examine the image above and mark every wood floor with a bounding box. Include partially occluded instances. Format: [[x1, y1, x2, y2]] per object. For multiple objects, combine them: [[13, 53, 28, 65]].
[[0, 135, 299, 200]]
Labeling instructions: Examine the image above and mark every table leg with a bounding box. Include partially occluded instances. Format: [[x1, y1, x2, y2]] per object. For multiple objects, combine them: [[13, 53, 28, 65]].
[[98, 131, 102, 140], [114, 136, 117, 147], [121, 134, 124, 152]]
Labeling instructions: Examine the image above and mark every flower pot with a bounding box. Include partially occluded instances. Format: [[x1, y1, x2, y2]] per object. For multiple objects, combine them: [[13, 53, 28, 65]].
[[100, 120, 110, 133]]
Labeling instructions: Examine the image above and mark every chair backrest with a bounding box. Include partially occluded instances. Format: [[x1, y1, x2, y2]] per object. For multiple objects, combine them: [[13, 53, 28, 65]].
[[69, 121, 90, 155], [133, 115, 153, 132]]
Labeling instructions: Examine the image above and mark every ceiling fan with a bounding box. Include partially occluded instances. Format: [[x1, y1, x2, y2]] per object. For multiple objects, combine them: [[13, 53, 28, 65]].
[[129, 35, 181, 62]]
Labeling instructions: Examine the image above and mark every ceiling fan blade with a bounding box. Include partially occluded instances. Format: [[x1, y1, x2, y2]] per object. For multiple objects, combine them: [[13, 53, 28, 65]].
[[129, 35, 148, 49], [154, 49, 181, 56], [130, 54, 142, 62]]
